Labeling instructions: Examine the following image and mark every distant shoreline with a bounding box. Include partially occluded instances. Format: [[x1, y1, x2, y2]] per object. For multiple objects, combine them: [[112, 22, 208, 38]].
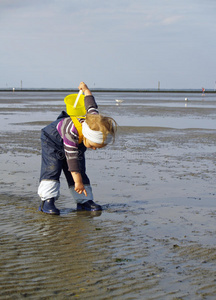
[[0, 88, 215, 93]]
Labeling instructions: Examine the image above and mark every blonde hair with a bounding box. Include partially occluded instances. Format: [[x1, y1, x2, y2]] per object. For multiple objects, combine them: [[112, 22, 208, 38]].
[[85, 114, 117, 144]]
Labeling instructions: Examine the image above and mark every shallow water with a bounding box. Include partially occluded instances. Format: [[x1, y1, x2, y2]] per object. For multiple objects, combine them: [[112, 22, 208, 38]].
[[0, 91, 216, 299]]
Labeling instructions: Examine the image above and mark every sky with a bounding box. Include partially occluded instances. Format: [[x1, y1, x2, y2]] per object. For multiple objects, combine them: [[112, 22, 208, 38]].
[[0, 0, 216, 89]]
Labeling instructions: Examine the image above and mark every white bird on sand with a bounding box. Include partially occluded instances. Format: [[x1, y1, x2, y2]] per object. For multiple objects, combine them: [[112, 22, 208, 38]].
[[185, 97, 188, 101], [115, 99, 124, 103]]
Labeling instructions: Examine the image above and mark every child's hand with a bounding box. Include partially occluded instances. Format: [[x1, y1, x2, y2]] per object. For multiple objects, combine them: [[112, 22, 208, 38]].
[[71, 172, 88, 196], [78, 82, 92, 96], [74, 182, 87, 196]]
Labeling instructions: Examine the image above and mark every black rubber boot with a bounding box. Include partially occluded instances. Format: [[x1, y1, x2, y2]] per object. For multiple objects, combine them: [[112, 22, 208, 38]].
[[77, 200, 102, 211], [38, 198, 60, 215]]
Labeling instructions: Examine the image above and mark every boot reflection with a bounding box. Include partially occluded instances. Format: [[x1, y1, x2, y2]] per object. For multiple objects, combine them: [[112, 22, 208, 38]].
[[59, 207, 103, 217]]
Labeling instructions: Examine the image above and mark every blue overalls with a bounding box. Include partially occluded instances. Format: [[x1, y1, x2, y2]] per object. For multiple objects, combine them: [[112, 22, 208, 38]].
[[38, 111, 93, 203]]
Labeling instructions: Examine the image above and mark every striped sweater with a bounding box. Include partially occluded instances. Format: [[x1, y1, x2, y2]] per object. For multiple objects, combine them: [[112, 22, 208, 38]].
[[56, 95, 98, 172]]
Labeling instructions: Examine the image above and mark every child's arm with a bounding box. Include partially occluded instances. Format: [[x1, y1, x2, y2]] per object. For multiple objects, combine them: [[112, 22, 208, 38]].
[[71, 171, 87, 196], [70, 81, 96, 198], [78, 82, 98, 114]]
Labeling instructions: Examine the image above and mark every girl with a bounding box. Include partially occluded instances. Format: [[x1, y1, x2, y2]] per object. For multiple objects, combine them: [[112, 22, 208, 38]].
[[38, 82, 117, 215]]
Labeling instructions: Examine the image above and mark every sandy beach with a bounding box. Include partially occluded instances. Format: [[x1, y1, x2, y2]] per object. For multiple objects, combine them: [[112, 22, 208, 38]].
[[0, 91, 216, 299]]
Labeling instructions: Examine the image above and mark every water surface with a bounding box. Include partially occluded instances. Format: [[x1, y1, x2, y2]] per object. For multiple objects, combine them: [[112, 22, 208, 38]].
[[0, 91, 216, 299]]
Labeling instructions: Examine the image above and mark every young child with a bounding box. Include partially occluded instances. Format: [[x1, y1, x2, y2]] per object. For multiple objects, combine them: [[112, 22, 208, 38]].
[[38, 82, 117, 215]]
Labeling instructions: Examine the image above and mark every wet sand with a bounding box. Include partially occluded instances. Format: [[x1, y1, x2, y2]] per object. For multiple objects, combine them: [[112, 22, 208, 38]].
[[0, 92, 216, 299]]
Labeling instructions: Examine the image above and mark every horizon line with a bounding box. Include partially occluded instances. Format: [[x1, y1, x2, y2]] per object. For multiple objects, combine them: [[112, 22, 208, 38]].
[[0, 87, 216, 93]]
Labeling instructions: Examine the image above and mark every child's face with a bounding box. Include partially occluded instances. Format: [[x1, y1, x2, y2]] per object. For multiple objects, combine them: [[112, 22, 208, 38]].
[[83, 137, 105, 150]]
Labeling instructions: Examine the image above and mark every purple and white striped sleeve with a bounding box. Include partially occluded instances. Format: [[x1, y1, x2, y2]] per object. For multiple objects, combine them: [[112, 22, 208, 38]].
[[57, 118, 80, 172]]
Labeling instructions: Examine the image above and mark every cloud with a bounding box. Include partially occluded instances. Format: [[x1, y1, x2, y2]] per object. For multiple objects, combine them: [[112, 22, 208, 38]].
[[0, 0, 45, 14], [161, 15, 183, 25]]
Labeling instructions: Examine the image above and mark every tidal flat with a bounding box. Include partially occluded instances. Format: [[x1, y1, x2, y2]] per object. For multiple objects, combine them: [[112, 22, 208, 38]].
[[0, 91, 216, 299]]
